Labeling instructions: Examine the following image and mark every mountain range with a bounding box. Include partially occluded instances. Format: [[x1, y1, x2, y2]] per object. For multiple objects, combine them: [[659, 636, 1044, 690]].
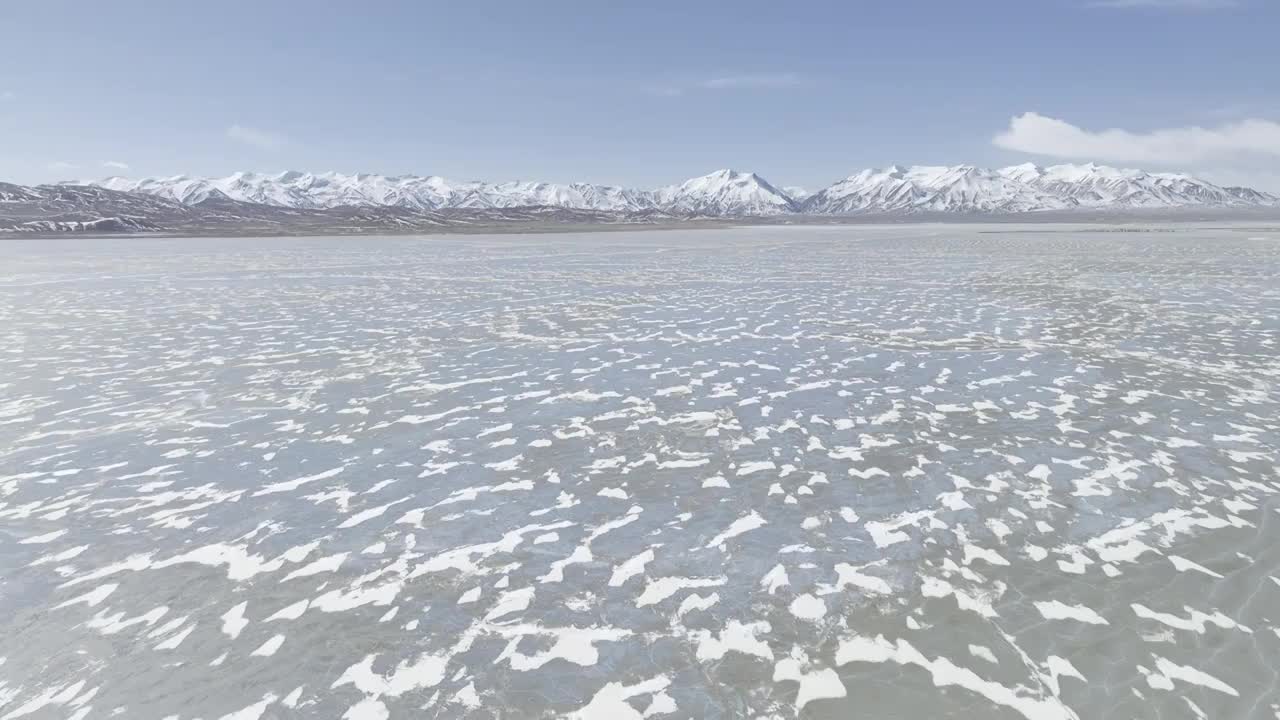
[[0, 181, 648, 235], [1, 164, 1276, 234], [87, 164, 1276, 216]]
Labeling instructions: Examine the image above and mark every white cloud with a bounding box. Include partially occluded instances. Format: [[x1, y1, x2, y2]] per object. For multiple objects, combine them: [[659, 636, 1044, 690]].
[[1088, 0, 1237, 8], [226, 124, 286, 150], [993, 112, 1280, 165], [103, 160, 130, 170], [47, 161, 79, 172], [0, 91, 14, 101]]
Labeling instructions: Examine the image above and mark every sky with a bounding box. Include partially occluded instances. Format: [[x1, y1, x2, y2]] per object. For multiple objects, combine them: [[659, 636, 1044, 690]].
[[2, 0, 1278, 191]]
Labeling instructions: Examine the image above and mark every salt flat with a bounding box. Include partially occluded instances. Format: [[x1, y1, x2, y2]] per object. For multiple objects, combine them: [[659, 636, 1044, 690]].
[[0, 224, 1278, 720]]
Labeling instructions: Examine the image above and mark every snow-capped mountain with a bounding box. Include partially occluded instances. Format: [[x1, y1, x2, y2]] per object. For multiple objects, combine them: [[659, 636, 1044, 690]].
[[996, 163, 1258, 209], [82, 164, 1277, 217], [1224, 186, 1275, 204], [94, 171, 662, 214], [781, 186, 810, 202], [89, 169, 799, 216], [802, 163, 1277, 214], [469, 181, 656, 212], [655, 170, 797, 216], [802, 165, 1072, 214], [1, 179, 652, 235], [99, 172, 476, 211]]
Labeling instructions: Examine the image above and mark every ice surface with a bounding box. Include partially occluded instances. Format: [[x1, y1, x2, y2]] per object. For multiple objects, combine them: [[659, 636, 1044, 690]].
[[0, 224, 1278, 719]]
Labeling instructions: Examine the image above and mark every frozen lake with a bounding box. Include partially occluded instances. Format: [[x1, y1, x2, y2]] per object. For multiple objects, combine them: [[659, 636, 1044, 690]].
[[1, 224, 1278, 720]]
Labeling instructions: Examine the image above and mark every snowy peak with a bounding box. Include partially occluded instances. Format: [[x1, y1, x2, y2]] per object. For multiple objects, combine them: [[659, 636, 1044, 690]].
[[993, 163, 1260, 209], [657, 169, 797, 216], [804, 165, 1071, 214], [85, 171, 656, 213], [78, 164, 1276, 217], [805, 163, 1276, 214], [1224, 186, 1274, 204], [781, 186, 810, 202], [996, 163, 1044, 184], [81, 169, 800, 217]]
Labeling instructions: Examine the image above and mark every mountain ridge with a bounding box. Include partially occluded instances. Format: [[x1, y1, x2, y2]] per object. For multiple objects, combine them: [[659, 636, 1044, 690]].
[[0, 181, 684, 235], [79, 164, 1278, 217]]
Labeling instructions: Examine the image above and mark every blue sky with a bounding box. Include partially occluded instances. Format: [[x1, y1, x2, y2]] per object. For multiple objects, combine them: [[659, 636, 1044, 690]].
[[3, 0, 1278, 190]]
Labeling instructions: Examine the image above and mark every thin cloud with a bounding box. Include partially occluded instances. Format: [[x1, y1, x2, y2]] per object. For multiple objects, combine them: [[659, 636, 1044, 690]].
[[698, 73, 808, 90], [1207, 100, 1280, 120], [103, 160, 130, 170], [1198, 168, 1280, 193], [226, 124, 287, 150], [648, 86, 685, 98], [1087, 0, 1237, 8], [651, 73, 809, 97], [993, 112, 1280, 164], [47, 161, 79, 172], [0, 91, 14, 101]]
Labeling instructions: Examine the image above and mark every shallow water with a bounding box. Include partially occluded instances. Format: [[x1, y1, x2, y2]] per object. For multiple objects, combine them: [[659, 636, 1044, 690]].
[[1, 225, 1278, 719]]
